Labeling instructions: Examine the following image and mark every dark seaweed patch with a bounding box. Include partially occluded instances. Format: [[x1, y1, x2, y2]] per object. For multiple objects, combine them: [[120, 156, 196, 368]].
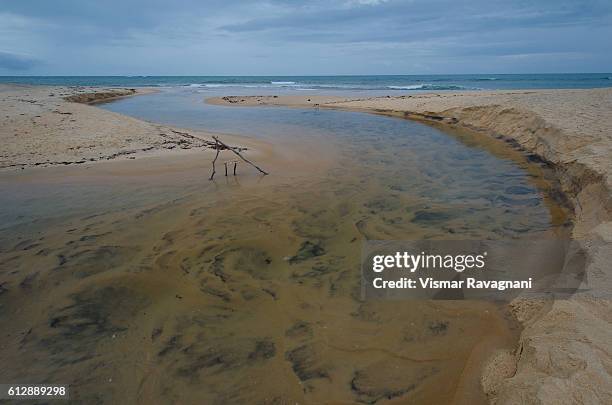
[[351, 363, 439, 404], [248, 339, 276, 361], [172, 337, 276, 380], [364, 197, 401, 214], [230, 247, 274, 280], [411, 210, 454, 225], [151, 327, 163, 341], [261, 287, 278, 300], [19, 272, 38, 289], [55, 245, 137, 278], [403, 319, 452, 343], [200, 284, 232, 302], [428, 320, 449, 336], [289, 241, 325, 264], [209, 255, 229, 282], [41, 285, 149, 366], [158, 335, 182, 357], [285, 345, 329, 382], [285, 321, 313, 339]]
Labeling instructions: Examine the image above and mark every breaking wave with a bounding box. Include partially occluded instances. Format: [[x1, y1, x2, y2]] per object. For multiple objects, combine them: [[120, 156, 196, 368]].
[[387, 84, 476, 91]]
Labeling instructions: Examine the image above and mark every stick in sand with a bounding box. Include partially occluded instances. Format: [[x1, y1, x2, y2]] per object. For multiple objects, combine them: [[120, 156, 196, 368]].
[[212, 136, 269, 176], [209, 138, 221, 180]]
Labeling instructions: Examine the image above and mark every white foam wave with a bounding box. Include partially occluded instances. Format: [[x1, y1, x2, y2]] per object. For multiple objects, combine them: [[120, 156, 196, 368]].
[[387, 84, 475, 91], [387, 84, 426, 90]]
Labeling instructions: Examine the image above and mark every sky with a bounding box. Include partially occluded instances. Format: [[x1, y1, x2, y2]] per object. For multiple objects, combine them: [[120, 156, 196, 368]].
[[0, 0, 611, 75]]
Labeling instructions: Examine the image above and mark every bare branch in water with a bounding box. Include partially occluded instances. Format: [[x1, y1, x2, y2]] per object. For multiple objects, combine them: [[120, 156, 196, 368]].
[[209, 138, 221, 180], [212, 136, 269, 176]]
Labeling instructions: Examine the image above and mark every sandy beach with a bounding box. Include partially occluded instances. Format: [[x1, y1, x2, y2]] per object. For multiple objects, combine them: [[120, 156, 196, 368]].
[[0, 84, 268, 170], [210, 89, 612, 403]]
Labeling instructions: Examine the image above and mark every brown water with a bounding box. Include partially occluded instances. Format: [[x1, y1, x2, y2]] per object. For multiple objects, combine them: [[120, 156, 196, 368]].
[[0, 90, 569, 404]]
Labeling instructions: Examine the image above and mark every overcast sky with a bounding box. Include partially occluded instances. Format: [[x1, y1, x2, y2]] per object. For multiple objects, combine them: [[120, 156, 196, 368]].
[[1, 0, 610, 75]]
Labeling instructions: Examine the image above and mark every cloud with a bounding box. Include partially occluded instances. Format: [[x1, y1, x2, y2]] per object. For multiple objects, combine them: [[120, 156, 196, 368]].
[[0, 51, 39, 71], [347, 0, 389, 5], [221, 0, 612, 38], [0, 0, 610, 74]]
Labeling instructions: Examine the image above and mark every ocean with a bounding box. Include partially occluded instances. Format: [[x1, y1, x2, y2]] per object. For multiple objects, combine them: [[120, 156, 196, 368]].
[[0, 73, 610, 91]]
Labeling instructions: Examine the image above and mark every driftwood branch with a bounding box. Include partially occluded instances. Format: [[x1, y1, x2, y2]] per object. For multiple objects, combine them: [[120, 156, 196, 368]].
[[212, 136, 269, 176], [209, 139, 221, 180]]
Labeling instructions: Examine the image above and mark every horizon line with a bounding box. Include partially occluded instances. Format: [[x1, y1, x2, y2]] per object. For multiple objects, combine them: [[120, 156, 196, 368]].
[[1, 72, 611, 78]]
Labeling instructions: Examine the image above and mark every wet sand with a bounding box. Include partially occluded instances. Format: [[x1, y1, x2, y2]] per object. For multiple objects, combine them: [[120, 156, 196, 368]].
[[0, 86, 585, 404]]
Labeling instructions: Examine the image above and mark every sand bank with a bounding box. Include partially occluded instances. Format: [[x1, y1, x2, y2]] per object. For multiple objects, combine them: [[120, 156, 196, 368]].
[[0, 85, 265, 170], [209, 89, 612, 404]]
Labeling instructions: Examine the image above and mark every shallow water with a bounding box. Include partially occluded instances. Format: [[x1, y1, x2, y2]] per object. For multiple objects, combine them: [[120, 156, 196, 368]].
[[0, 89, 568, 403], [101, 87, 564, 237]]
